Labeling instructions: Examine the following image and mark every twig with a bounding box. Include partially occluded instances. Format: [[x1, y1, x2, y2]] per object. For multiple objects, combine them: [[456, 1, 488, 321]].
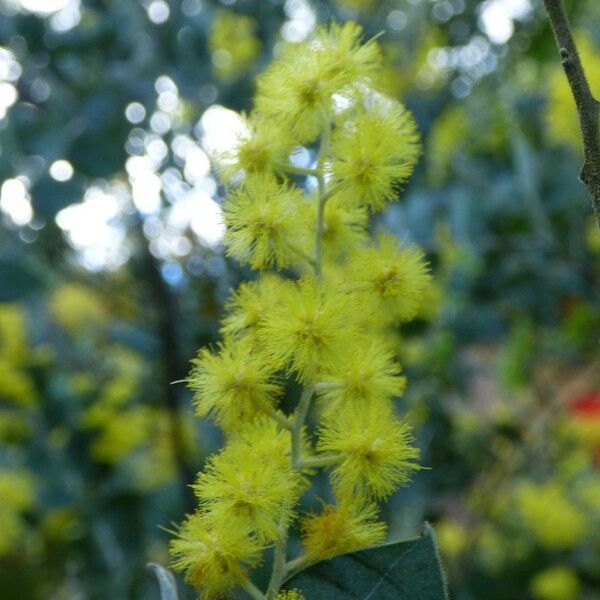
[[542, 0, 600, 226]]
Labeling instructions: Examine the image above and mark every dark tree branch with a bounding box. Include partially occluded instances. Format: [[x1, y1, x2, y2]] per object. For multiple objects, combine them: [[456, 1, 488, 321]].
[[542, 0, 600, 226]]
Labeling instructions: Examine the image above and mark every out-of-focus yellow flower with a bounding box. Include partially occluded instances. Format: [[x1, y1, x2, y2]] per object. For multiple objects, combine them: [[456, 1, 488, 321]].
[[0, 304, 28, 365], [209, 10, 261, 81], [301, 498, 386, 561], [516, 481, 587, 549], [86, 406, 152, 463], [0, 469, 36, 557], [586, 217, 600, 254], [530, 566, 580, 600], [42, 507, 83, 543], [436, 519, 468, 559], [49, 283, 107, 333]]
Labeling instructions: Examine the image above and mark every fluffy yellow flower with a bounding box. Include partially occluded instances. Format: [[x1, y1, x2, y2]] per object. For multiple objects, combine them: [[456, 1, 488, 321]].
[[194, 436, 301, 542], [316, 338, 406, 411], [170, 512, 262, 599], [216, 113, 293, 183], [209, 10, 261, 81], [328, 98, 420, 211], [255, 22, 381, 144], [260, 277, 359, 381], [224, 174, 310, 270], [317, 403, 419, 499], [347, 235, 430, 322], [301, 498, 386, 561], [220, 275, 287, 341], [188, 339, 281, 431]]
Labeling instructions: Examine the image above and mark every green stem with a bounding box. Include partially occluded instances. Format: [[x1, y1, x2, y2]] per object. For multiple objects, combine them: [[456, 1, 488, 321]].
[[266, 523, 288, 600], [283, 555, 312, 580], [297, 453, 344, 469], [292, 386, 314, 468], [264, 120, 331, 599], [284, 239, 318, 270], [276, 162, 320, 177], [241, 579, 267, 600], [264, 406, 293, 431], [314, 119, 332, 277]]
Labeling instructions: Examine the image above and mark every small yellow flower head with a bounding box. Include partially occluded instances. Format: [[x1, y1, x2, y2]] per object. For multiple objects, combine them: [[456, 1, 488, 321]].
[[220, 275, 287, 341], [217, 113, 293, 183], [318, 403, 420, 499], [209, 10, 261, 81], [194, 438, 301, 542], [313, 21, 382, 86], [301, 498, 386, 561], [530, 566, 581, 600], [170, 512, 262, 599], [328, 99, 420, 211], [276, 590, 305, 600], [348, 235, 431, 323], [260, 277, 358, 381], [224, 174, 309, 270], [188, 339, 281, 431], [255, 23, 381, 144], [317, 339, 406, 411]]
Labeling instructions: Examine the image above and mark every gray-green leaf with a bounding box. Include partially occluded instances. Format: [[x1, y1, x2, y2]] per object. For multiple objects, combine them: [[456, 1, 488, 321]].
[[283, 522, 448, 599], [147, 563, 179, 600]]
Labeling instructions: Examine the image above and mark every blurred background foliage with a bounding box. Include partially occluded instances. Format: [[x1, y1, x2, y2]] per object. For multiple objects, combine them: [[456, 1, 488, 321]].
[[0, 0, 599, 598]]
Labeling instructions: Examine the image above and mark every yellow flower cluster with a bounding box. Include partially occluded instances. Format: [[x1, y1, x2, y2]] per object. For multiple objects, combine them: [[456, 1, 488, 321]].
[[209, 10, 261, 81], [171, 22, 429, 599]]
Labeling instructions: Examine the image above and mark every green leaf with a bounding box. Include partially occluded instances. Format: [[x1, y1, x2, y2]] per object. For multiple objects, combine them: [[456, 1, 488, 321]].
[[283, 523, 448, 600], [147, 563, 179, 600]]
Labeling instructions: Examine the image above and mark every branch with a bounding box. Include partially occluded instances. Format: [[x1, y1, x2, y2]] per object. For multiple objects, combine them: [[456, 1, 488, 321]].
[[542, 0, 600, 226]]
